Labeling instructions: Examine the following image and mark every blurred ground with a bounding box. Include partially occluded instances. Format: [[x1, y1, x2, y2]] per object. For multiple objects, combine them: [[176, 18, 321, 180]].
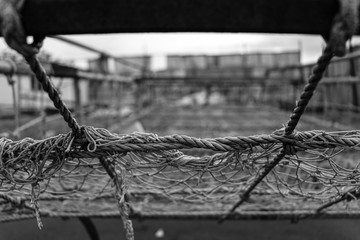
[[1, 103, 359, 239], [1, 218, 360, 240]]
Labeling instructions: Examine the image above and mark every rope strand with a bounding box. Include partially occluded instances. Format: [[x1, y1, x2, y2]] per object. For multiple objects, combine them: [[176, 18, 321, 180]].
[[24, 55, 81, 134]]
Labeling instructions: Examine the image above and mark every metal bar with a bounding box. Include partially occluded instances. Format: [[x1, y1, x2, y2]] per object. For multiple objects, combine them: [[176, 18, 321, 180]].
[[0, 60, 131, 83], [269, 51, 360, 73], [73, 77, 82, 123], [321, 77, 360, 83], [20, 0, 341, 35], [75, 70, 131, 82], [136, 76, 294, 86], [0, 61, 39, 75], [13, 114, 63, 136], [50, 35, 145, 70]]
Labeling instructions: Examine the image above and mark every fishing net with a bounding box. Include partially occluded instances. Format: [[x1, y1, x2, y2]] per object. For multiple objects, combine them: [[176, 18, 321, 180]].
[[2, 126, 360, 222], [1, 0, 360, 239]]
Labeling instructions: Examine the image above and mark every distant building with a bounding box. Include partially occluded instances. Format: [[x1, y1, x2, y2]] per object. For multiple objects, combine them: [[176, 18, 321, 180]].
[[114, 56, 151, 77], [89, 55, 151, 76], [161, 51, 301, 78], [87, 55, 151, 107]]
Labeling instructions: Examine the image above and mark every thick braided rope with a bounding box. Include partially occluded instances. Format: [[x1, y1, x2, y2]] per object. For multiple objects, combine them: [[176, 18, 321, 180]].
[[24, 55, 81, 134], [2, 128, 360, 161], [284, 46, 334, 135]]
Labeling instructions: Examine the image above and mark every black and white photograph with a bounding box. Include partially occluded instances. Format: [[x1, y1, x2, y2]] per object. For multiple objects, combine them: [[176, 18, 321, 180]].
[[1, 1, 360, 239]]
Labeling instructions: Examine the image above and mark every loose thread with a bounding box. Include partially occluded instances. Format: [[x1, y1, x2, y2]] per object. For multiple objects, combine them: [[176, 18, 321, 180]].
[[99, 157, 134, 240], [31, 183, 43, 229]]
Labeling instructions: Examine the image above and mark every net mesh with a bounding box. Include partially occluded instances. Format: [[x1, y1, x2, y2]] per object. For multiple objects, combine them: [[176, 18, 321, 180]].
[[2, 126, 360, 222]]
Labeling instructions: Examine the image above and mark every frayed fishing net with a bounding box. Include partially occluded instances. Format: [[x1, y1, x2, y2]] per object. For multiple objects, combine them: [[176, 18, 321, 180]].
[[1, 0, 360, 239], [2, 126, 360, 222]]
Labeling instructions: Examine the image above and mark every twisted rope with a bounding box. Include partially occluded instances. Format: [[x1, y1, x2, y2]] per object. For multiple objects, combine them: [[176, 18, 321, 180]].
[[0, 1, 81, 134], [2, 127, 360, 161], [221, 47, 334, 220], [223, 0, 360, 218], [24, 55, 81, 134], [284, 46, 334, 136]]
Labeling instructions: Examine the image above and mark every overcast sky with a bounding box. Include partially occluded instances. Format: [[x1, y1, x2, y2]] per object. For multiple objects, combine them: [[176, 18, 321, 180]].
[[1, 33, 359, 70]]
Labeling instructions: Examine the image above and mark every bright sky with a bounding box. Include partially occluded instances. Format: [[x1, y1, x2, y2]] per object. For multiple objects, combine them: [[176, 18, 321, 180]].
[[1, 33, 359, 70]]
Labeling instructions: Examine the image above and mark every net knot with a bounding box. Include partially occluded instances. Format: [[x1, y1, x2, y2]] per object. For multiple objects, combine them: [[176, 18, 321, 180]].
[[284, 129, 300, 155], [74, 125, 86, 139], [66, 125, 87, 153], [273, 127, 299, 155], [283, 142, 297, 156]]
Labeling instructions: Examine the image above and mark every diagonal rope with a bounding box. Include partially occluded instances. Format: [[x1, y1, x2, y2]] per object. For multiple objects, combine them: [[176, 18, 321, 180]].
[[220, 43, 334, 222], [222, 0, 360, 219], [24, 54, 81, 134]]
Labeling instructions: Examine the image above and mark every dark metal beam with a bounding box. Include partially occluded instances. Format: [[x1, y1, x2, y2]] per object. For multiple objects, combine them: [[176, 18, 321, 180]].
[[136, 76, 294, 86], [49, 36, 145, 70], [21, 0, 341, 36], [0, 60, 131, 82]]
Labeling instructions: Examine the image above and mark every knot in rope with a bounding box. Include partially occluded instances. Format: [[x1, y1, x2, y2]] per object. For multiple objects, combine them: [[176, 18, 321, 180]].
[[283, 142, 297, 156], [284, 130, 300, 155], [328, 0, 360, 57], [273, 127, 298, 155]]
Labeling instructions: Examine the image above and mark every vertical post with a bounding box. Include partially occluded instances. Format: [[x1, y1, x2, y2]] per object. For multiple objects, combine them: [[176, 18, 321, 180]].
[[323, 84, 329, 119], [292, 81, 297, 111], [135, 79, 143, 112], [349, 45, 358, 125], [205, 84, 211, 106], [40, 87, 46, 138], [73, 77, 82, 124], [116, 82, 122, 125], [16, 75, 22, 138], [350, 57, 358, 98], [10, 79, 19, 132]]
